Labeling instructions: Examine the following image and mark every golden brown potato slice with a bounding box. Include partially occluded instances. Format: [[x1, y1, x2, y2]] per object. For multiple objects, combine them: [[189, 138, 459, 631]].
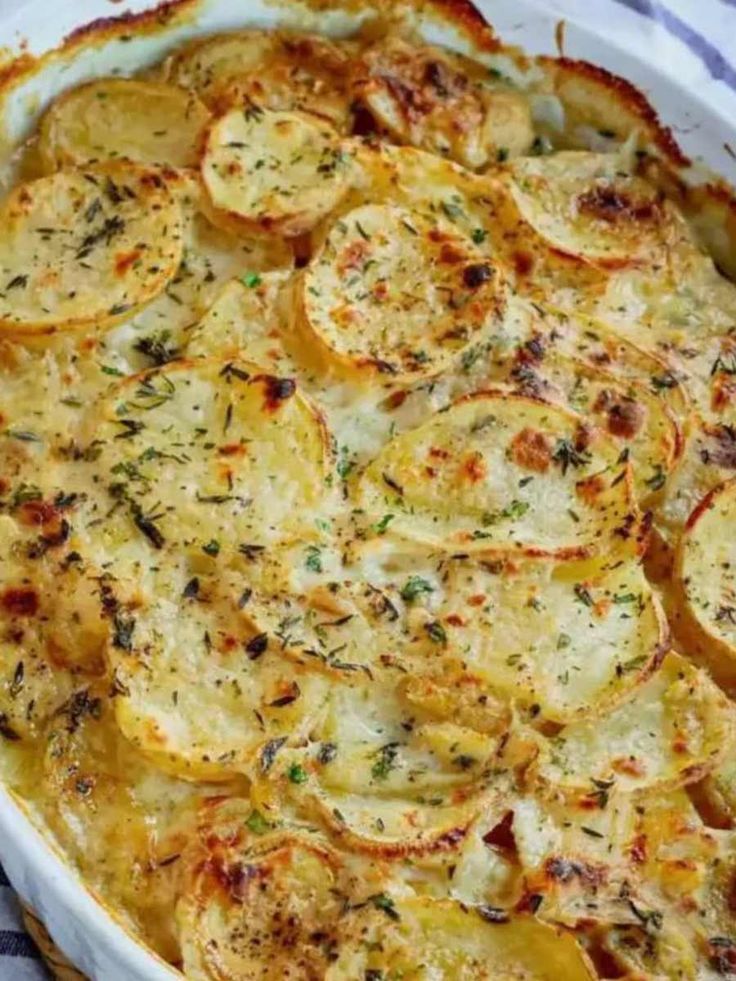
[[492, 151, 691, 289], [436, 557, 668, 723], [299, 203, 507, 381], [327, 896, 596, 979], [38, 78, 210, 171], [0, 163, 183, 336], [534, 651, 735, 796], [499, 350, 682, 505], [353, 36, 533, 169], [200, 107, 350, 237], [103, 559, 330, 782], [176, 798, 354, 979], [85, 358, 331, 556], [674, 477, 736, 693], [164, 28, 354, 128], [357, 389, 638, 560]]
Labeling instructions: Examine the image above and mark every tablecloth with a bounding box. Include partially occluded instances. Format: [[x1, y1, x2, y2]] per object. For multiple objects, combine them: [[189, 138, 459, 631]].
[[0, 0, 734, 977]]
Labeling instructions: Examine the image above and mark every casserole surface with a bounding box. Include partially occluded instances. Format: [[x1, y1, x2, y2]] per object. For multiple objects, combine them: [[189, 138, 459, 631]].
[[0, 2, 735, 978]]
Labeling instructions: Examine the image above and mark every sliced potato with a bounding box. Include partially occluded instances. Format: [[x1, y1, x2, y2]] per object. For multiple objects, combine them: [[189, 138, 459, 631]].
[[0, 164, 183, 336], [356, 390, 637, 560], [353, 36, 533, 169], [0, 514, 78, 743], [528, 306, 691, 425], [38, 78, 210, 171], [675, 478, 736, 692], [185, 277, 291, 366], [39, 684, 201, 960], [103, 559, 329, 781], [261, 678, 513, 855], [177, 798, 351, 980], [300, 203, 507, 381], [499, 349, 681, 504], [621, 790, 736, 973], [343, 139, 499, 249], [589, 247, 736, 349], [535, 651, 736, 795], [495, 151, 689, 276], [327, 896, 595, 979], [657, 416, 736, 545], [86, 358, 331, 555], [511, 792, 639, 924], [164, 29, 354, 128], [438, 557, 668, 723], [201, 107, 350, 237]]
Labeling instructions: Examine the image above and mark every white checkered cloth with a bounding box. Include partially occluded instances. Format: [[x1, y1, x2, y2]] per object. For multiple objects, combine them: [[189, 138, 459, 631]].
[[0, 0, 733, 977]]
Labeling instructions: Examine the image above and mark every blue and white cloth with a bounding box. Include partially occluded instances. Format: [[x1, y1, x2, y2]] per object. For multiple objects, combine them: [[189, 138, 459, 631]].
[[0, 0, 734, 977]]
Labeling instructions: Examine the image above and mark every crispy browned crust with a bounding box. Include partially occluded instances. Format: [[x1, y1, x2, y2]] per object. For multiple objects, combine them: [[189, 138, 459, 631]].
[[0, 0, 196, 124], [540, 56, 689, 167], [422, 0, 501, 53], [61, 0, 195, 48], [683, 477, 725, 532]]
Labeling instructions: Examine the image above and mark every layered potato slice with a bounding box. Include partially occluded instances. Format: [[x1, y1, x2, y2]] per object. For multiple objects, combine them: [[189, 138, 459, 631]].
[[0, 513, 81, 744], [122, 175, 293, 365], [436, 557, 668, 723], [163, 29, 354, 128], [200, 108, 351, 237], [357, 390, 637, 559], [259, 676, 514, 855], [103, 558, 329, 781], [511, 791, 639, 924], [499, 350, 682, 504], [657, 417, 736, 545], [86, 358, 331, 555], [493, 151, 690, 280], [534, 651, 735, 796], [601, 790, 736, 977], [512, 790, 715, 977], [185, 277, 292, 366], [0, 163, 183, 336], [327, 897, 595, 980], [353, 36, 534, 169], [176, 797, 358, 980], [38, 79, 210, 171], [674, 478, 736, 692], [525, 306, 690, 426], [38, 683, 207, 961], [343, 140, 501, 249], [299, 203, 506, 381], [588, 246, 736, 350]]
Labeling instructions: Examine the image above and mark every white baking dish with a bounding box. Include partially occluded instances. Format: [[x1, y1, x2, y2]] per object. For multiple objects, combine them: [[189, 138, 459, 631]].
[[0, 1, 733, 977]]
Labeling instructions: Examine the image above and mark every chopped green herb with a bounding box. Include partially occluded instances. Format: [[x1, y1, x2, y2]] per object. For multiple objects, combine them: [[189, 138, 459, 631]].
[[245, 809, 271, 835], [372, 513, 394, 535], [400, 576, 433, 602], [287, 763, 308, 784], [305, 545, 323, 573], [425, 620, 447, 645], [241, 272, 262, 288], [372, 743, 399, 781]]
